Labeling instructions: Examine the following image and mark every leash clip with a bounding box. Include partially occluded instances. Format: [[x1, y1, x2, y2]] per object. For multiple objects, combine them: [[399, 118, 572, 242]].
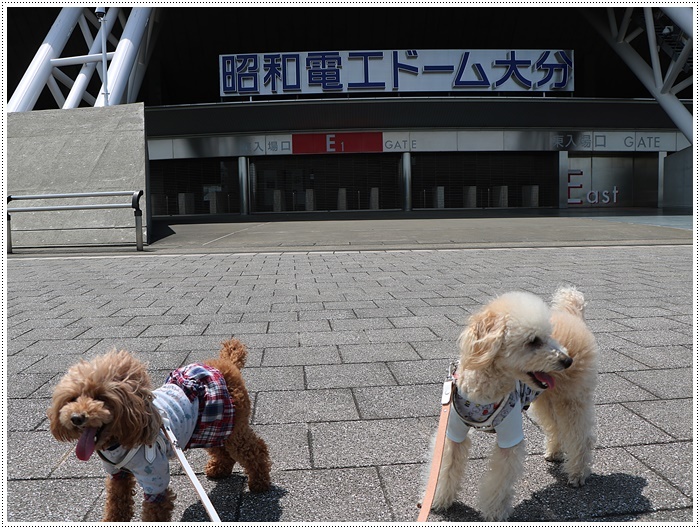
[[441, 362, 457, 405], [446, 361, 457, 381]]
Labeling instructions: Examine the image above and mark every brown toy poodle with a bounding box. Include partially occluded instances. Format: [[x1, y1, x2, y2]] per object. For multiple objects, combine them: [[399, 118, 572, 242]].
[[48, 338, 271, 522]]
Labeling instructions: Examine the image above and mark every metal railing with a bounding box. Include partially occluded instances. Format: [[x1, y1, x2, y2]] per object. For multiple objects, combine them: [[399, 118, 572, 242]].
[[7, 190, 144, 253]]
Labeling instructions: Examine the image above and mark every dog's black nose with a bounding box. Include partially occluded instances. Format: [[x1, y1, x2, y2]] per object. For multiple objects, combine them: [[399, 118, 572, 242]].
[[71, 414, 86, 426], [561, 355, 573, 369]]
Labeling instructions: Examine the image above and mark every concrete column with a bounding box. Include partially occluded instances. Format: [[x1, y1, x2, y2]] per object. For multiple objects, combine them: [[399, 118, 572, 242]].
[[337, 188, 347, 210], [401, 152, 412, 211], [522, 185, 539, 207], [370, 188, 380, 210], [463, 186, 477, 208], [433, 186, 445, 208], [657, 151, 666, 208], [209, 192, 226, 214], [559, 151, 569, 209], [273, 190, 284, 212], [238, 156, 249, 215], [491, 186, 508, 207], [178, 193, 194, 214]]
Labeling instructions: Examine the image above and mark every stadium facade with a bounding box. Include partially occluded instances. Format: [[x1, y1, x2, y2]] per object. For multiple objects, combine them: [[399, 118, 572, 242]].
[[6, 7, 693, 245]]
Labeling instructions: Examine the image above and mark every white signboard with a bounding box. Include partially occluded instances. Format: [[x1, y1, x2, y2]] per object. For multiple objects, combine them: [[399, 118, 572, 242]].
[[220, 49, 574, 97]]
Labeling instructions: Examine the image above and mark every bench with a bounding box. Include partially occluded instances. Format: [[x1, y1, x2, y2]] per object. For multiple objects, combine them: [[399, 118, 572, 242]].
[[7, 190, 144, 253]]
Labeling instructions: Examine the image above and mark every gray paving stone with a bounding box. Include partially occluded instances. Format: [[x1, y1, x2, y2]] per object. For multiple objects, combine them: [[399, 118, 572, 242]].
[[6, 241, 692, 522], [612, 344, 692, 369], [140, 323, 208, 337], [156, 334, 239, 351], [254, 389, 358, 424], [339, 342, 422, 362], [623, 399, 692, 440], [7, 431, 72, 479], [411, 340, 456, 359], [310, 418, 435, 468], [6, 478, 105, 522], [299, 329, 369, 346], [354, 384, 440, 419], [262, 345, 341, 366], [595, 373, 658, 404], [238, 468, 392, 522], [595, 404, 675, 447], [78, 325, 149, 338], [388, 359, 454, 385], [204, 321, 269, 335], [330, 317, 393, 331], [267, 319, 330, 333], [597, 348, 649, 373], [298, 309, 356, 321], [7, 397, 51, 431], [305, 362, 395, 389], [619, 368, 692, 399], [627, 441, 692, 497], [614, 329, 692, 348], [253, 423, 312, 471], [5, 373, 54, 399], [242, 366, 305, 392]]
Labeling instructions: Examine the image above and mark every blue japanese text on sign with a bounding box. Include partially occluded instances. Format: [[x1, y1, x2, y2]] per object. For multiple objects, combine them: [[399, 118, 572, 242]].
[[219, 49, 574, 96]]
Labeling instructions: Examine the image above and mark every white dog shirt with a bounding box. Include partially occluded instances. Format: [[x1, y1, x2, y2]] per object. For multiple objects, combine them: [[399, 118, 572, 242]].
[[98, 383, 198, 499], [446, 381, 542, 449], [97, 364, 236, 502]]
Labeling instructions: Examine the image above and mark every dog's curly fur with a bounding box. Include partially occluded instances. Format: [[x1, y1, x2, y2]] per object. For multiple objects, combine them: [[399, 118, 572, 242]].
[[430, 287, 598, 521], [48, 339, 271, 522]]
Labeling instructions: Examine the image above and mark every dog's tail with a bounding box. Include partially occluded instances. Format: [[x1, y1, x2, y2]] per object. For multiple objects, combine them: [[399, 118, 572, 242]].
[[551, 286, 586, 318], [219, 338, 248, 370]]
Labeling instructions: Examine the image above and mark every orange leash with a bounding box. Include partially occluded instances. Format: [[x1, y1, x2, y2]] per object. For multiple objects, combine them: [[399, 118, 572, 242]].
[[417, 376, 454, 522]]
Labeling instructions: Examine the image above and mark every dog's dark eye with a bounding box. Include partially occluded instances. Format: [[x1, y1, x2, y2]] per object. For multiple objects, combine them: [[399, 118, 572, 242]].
[[529, 337, 543, 348]]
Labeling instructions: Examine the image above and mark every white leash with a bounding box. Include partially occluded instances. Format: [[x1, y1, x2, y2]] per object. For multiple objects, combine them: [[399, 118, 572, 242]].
[[160, 422, 222, 522]]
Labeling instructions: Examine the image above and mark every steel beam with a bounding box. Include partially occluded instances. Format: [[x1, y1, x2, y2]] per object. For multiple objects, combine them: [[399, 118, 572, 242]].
[[7, 7, 83, 112], [63, 9, 120, 108], [660, 6, 694, 37], [95, 7, 153, 106], [583, 8, 693, 143]]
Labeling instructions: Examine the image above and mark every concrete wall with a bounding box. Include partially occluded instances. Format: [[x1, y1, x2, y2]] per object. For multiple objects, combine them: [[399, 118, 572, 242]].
[[662, 146, 692, 210], [7, 103, 148, 248]]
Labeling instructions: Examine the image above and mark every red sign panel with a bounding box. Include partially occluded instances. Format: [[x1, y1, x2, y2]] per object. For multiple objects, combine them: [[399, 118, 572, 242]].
[[292, 132, 383, 154]]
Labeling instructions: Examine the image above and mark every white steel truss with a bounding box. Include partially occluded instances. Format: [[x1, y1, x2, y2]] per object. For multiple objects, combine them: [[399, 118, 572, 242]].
[[8, 6, 692, 146], [7, 6, 159, 113], [582, 6, 693, 143]]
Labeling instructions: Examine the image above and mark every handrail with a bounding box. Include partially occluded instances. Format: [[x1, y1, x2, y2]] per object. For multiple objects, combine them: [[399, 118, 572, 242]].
[[7, 190, 144, 253]]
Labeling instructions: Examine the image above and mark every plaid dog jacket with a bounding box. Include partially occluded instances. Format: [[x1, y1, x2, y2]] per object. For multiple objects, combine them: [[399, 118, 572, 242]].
[[99, 363, 235, 501], [165, 363, 235, 449]]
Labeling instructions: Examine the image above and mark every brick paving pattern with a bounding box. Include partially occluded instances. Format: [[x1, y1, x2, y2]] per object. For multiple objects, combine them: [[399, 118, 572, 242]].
[[6, 242, 693, 522]]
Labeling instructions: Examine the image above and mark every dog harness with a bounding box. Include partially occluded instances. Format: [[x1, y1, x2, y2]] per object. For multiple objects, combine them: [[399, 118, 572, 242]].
[[98, 364, 235, 501], [446, 380, 543, 449]]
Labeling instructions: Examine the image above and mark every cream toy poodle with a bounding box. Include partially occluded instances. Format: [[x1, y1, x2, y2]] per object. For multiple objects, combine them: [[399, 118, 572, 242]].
[[48, 338, 271, 522], [429, 287, 598, 521]]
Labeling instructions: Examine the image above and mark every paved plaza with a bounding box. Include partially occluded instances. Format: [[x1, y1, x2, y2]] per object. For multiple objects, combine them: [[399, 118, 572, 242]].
[[6, 215, 694, 522]]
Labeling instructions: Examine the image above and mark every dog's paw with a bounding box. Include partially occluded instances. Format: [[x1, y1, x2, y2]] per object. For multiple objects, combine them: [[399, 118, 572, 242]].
[[430, 496, 454, 512], [247, 477, 271, 493], [567, 470, 590, 488], [480, 509, 512, 522], [205, 461, 234, 479], [544, 451, 564, 463]]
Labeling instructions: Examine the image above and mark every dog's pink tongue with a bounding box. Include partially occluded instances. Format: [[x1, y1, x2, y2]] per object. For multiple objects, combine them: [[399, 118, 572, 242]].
[[534, 372, 555, 389], [76, 427, 98, 461]]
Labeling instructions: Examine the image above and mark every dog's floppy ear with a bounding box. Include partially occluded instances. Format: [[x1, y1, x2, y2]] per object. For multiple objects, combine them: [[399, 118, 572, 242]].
[[457, 308, 506, 370]]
